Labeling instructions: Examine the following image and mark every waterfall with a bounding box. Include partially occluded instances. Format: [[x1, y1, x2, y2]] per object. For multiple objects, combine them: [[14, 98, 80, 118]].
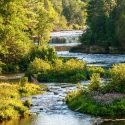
[[49, 30, 83, 50]]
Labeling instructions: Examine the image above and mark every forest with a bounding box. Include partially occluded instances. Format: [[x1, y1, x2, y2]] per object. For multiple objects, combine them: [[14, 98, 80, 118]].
[[81, 0, 125, 51], [0, 0, 86, 73]]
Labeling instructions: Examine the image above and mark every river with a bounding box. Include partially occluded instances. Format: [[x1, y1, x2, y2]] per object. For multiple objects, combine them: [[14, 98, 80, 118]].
[[1, 30, 125, 125]]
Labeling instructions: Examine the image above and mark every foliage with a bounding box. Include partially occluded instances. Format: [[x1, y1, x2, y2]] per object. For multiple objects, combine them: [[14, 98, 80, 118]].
[[109, 64, 125, 93], [87, 66, 105, 76], [0, 0, 32, 65], [51, 0, 87, 29], [80, 0, 125, 50], [19, 45, 56, 72], [28, 58, 88, 83], [0, 61, 5, 74], [66, 63, 125, 116], [28, 58, 51, 74], [36, 0, 58, 44], [19, 82, 42, 97], [20, 77, 28, 86], [0, 82, 46, 121], [88, 73, 101, 91], [23, 98, 32, 108], [30, 46, 57, 62], [0, 83, 28, 121], [62, 0, 87, 28], [66, 90, 125, 116]]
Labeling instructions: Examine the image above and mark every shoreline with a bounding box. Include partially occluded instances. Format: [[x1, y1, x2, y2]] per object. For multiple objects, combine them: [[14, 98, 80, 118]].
[[70, 45, 125, 54]]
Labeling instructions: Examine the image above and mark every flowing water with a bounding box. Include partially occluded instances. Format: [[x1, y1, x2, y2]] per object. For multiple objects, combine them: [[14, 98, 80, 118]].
[[50, 30, 125, 68], [1, 30, 125, 125]]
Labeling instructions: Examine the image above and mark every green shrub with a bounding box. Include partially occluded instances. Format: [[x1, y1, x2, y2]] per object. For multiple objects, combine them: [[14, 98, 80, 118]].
[[19, 83, 41, 97], [88, 66, 105, 76], [0, 61, 5, 74], [30, 45, 57, 63], [66, 90, 125, 116], [0, 84, 29, 121], [0, 82, 45, 121], [64, 59, 86, 71], [2, 64, 19, 73], [110, 64, 125, 84], [23, 98, 32, 108], [30, 58, 88, 83], [52, 58, 63, 71], [88, 73, 101, 91], [109, 64, 125, 93], [20, 77, 28, 86], [28, 58, 51, 74]]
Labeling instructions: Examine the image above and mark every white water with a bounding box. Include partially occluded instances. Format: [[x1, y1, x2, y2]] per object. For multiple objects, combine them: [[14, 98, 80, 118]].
[[50, 30, 83, 38], [57, 51, 125, 68], [50, 30, 125, 68], [49, 30, 83, 47]]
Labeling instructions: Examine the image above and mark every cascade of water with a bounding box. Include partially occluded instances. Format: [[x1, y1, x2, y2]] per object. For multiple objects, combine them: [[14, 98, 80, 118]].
[[50, 30, 83, 44]]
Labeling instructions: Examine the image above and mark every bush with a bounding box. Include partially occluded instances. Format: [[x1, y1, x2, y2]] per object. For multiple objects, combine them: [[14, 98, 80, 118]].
[[19, 83, 41, 97], [87, 66, 105, 76], [28, 58, 88, 83], [88, 73, 101, 91], [0, 84, 29, 121], [2, 64, 19, 73], [64, 59, 86, 71], [20, 77, 28, 86], [110, 64, 125, 84], [2, 45, 57, 73], [30, 45, 57, 63], [66, 90, 125, 116], [28, 58, 51, 74], [52, 58, 63, 71], [109, 64, 125, 93], [0, 82, 45, 121], [0, 61, 5, 74], [23, 98, 32, 108]]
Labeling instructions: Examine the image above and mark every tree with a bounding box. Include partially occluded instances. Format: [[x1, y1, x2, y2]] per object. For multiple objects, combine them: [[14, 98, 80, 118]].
[[81, 0, 118, 47], [62, 0, 87, 28], [116, 0, 125, 49], [36, 0, 58, 45], [0, 0, 32, 65]]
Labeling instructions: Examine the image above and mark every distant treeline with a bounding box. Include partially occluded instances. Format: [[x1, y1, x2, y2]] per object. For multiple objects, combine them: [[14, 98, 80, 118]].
[[80, 0, 125, 50]]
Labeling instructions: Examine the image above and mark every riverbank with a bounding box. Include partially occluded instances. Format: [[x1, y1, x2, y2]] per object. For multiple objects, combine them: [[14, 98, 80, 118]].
[[27, 58, 105, 83], [70, 45, 125, 54], [66, 90, 125, 116], [66, 64, 125, 117], [0, 80, 47, 122]]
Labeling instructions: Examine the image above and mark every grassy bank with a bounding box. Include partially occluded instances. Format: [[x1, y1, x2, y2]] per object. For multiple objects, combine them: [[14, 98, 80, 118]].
[[0, 81, 46, 122], [66, 90, 125, 116], [27, 58, 105, 83], [66, 64, 125, 116]]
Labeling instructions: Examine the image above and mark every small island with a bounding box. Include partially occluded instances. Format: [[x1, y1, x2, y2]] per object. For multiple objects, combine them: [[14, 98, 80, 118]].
[[66, 64, 125, 116]]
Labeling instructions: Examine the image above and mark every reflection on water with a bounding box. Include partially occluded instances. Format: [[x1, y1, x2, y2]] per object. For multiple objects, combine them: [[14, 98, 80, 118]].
[[0, 117, 33, 125], [28, 113, 97, 125]]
